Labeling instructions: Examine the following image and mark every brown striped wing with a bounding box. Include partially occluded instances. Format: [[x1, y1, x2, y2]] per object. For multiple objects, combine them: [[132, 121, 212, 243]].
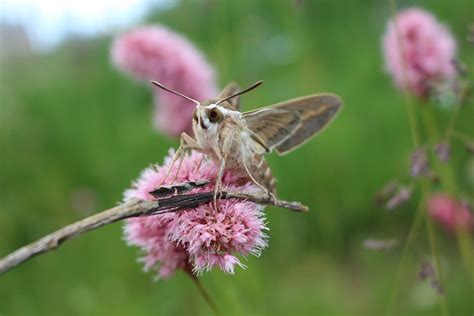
[[244, 94, 342, 155], [243, 108, 302, 153]]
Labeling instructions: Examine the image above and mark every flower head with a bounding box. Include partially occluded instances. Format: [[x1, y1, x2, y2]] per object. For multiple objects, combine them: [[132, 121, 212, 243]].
[[111, 25, 218, 136], [434, 142, 451, 163], [428, 194, 474, 233], [410, 148, 429, 177], [124, 214, 190, 279], [385, 186, 413, 210], [123, 150, 268, 278], [170, 199, 268, 274], [382, 8, 457, 97]]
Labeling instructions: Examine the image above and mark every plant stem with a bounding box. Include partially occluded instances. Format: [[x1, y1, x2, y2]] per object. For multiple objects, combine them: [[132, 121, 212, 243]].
[[420, 103, 474, 287], [191, 276, 221, 316], [420, 105, 457, 193], [385, 199, 425, 316], [421, 181, 449, 316], [450, 130, 473, 144], [385, 2, 425, 314], [386, 1, 448, 315], [445, 103, 462, 141], [455, 229, 474, 286]]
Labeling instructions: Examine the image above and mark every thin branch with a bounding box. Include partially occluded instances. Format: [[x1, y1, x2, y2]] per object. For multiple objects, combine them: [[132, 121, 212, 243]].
[[0, 183, 308, 275]]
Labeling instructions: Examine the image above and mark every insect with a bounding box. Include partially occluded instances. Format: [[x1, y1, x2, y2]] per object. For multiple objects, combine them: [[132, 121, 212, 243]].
[[152, 80, 342, 207]]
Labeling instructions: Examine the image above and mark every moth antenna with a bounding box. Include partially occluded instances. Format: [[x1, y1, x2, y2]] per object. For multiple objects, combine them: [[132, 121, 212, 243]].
[[216, 80, 263, 104], [151, 81, 200, 106]]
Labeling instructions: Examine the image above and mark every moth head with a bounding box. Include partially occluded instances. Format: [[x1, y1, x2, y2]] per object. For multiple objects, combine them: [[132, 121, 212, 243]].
[[192, 102, 224, 130], [151, 80, 263, 131]]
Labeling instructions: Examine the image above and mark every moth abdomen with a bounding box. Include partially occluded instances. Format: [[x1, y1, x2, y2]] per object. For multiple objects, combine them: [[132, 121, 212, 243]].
[[248, 154, 277, 195]]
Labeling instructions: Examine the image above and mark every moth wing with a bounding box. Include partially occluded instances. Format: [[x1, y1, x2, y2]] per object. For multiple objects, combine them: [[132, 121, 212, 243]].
[[243, 108, 302, 153], [247, 135, 268, 155], [270, 94, 342, 155], [217, 82, 241, 111]]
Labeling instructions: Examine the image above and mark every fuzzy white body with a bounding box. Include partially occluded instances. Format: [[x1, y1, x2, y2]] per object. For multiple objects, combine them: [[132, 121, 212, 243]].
[[191, 102, 276, 193], [193, 103, 247, 169]]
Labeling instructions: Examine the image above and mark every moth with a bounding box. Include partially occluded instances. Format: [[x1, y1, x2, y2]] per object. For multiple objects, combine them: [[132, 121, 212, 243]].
[[152, 80, 342, 206]]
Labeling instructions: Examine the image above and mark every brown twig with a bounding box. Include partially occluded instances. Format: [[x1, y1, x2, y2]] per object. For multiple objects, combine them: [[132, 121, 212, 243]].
[[0, 183, 308, 275]]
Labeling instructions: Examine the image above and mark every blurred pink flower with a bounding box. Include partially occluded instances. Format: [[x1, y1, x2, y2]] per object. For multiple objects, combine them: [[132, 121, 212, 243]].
[[410, 148, 429, 177], [434, 142, 451, 163], [382, 8, 457, 97], [385, 186, 413, 210], [428, 194, 474, 233], [123, 150, 268, 278], [111, 25, 218, 136]]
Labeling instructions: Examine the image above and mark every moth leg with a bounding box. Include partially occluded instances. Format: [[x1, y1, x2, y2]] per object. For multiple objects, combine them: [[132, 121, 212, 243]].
[[161, 132, 200, 185], [171, 133, 202, 183], [193, 154, 205, 173], [242, 159, 278, 202], [213, 130, 234, 211], [213, 158, 225, 211], [267, 189, 278, 203]]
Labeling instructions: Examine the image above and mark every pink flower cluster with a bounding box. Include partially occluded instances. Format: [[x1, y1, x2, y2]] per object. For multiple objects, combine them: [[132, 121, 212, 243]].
[[382, 8, 457, 97], [428, 194, 474, 233], [111, 25, 218, 136], [123, 150, 268, 278]]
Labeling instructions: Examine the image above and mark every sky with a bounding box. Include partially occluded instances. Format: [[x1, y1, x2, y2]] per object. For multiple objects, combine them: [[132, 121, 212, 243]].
[[0, 0, 177, 51]]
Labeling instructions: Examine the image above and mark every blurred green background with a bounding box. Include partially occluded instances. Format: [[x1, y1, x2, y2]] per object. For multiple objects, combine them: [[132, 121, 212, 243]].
[[1, 0, 473, 315]]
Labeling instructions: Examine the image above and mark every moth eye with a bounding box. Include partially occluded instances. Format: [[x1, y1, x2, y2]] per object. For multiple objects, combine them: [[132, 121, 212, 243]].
[[208, 109, 222, 123]]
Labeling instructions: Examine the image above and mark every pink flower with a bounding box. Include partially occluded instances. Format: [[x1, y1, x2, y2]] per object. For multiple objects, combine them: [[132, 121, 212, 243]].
[[428, 194, 474, 233], [170, 199, 268, 274], [124, 214, 190, 279], [123, 150, 268, 278], [111, 25, 218, 136], [382, 8, 457, 97]]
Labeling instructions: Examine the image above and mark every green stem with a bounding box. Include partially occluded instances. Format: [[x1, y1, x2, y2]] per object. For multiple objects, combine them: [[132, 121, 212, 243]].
[[385, 199, 425, 316], [421, 181, 449, 316], [455, 229, 474, 286], [190, 275, 221, 316], [420, 103, 474, 286], [444, 104, 462, 142], [450, 130, 473, 144], [420, 105, 458, 194], [386, 1, 449, 315]]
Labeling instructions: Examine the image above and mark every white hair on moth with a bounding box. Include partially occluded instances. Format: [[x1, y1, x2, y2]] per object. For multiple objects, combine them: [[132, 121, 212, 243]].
[[206, 103, 242, 120], [201, 110, 211, 127]]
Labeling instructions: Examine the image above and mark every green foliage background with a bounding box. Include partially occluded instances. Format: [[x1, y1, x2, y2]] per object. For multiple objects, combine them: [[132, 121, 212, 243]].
[[1, 0, 473, 315]]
